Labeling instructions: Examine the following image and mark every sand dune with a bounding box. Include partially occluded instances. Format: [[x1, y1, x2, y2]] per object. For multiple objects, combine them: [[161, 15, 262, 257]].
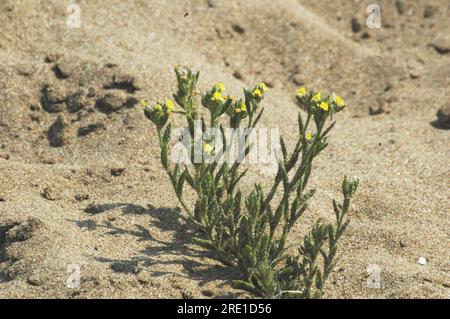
[[0, 0, 449, 298]]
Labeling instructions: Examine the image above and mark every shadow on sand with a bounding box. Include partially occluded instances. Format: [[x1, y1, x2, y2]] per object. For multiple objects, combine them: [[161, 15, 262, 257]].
[[71, 202, 239, 298]]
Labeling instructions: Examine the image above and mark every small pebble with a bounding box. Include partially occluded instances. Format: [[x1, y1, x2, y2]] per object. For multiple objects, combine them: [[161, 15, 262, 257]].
[[96, 91, 130, 113], [75, 194, 90, 202], [351, 18, 361, 33], [417, 257, 427, 265], [395, 0, 406, 15], [430, 34, 450, 55], [111, 166, 125, 176], [42, 187, 60, 201], [232, 70, 243, 80], [436, 104, 450, 129], [292, 73, 304, 86], [423, 6, 434, 18], [232, 24, 245, 34], [54, 58, 76, 78], [48, 115, 68, 147]]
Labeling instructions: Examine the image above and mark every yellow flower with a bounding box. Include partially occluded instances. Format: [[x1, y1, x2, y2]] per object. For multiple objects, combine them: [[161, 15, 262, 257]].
[[154, 104, 162, 112], [335, 95, 345, 107], [252, 88, 263, 98], [214, 82, 225, 92], [296, 87, 307, 97], [319, 102, 329, 111], [312, 92, 321, 102], [202, 142, 213, 153], [258, 82, 267, 92], [140, 100, 149, 108], [305, 132, 312, 140], [212, 91, 224, 102], [166, 99, 174, 111], [235, 102, 246, 113]]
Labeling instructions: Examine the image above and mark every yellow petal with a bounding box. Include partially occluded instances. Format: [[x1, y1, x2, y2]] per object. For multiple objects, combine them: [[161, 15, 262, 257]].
[[296, 87, 307, 97], [166, 99, 174, 111], [335, 95, 345, 107], [319, 102, 329, 111], [312, 92, 321, 102], [212, 91, 224, 102], [258, 82, 267, 92], [202, 142, 213, 153], [253, 88, 263, 98], [214, 82, 225, 92], [140, 100, 149, 108]]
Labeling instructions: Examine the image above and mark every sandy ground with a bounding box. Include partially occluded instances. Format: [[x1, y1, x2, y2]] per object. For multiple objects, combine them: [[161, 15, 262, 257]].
[[0, 0, 449, 298]]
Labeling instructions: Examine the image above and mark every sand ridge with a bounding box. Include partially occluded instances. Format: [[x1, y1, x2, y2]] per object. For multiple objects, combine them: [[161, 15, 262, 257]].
[[0, 0, 449, 298]]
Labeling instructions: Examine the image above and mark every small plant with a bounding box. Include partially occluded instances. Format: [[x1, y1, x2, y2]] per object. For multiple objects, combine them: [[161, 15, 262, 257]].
[[142, 65, 358, 298]]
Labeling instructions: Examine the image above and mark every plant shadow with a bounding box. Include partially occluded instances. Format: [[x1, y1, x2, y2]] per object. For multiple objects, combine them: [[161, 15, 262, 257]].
[[430, 120, 449, 130], [73, 202, 240, 298]]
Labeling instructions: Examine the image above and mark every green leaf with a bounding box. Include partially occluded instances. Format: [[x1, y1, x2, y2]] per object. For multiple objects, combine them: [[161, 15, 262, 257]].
[[298, 111, 305, 134], [193, 237, 214, 250], [187, 114, 195, 137], [163, 122, 172, 144], [272, 206, 283, 230], [161, 143, 168, 169], [280, 136, 288, 162], [232, 280, 264, 297], [185, 169, 195, 188], [252, 108, 265, 128], [177, 170, 187, 197]]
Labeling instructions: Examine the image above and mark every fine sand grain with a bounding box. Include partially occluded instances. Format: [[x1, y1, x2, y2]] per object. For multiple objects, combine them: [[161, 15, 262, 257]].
[[0, 0, 449, 298]]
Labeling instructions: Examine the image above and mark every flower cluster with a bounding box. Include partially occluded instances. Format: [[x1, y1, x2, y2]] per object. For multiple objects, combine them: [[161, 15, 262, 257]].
[[202, 141, 214, 154], [173, 65, 200, 117], [232, 100, 247, 114], [142, 99, 175, 129], [199, 81, 268, 128], [226, 99, 248, 128], [295, 87, 346, 150], [201, 82, 233, 118], [248, 82, 267, 104], [296, 87, 345, 120]]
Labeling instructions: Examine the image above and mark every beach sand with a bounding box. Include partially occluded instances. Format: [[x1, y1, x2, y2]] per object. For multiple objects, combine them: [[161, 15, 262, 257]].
[[0, 0, 449, 298]]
